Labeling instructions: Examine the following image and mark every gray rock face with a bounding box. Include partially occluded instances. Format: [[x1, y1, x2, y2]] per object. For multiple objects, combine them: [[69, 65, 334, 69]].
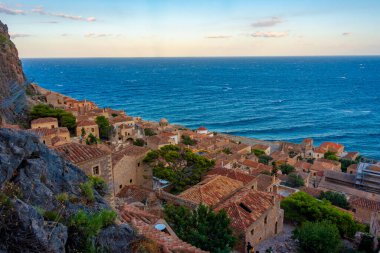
[[0, 20, 29, 124], [0, 128, 138, 252]]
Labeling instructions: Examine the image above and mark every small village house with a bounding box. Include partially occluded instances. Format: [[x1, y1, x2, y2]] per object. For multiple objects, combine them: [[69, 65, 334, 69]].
[[31, 117, 58, 129], [76, 119, 99, 139]]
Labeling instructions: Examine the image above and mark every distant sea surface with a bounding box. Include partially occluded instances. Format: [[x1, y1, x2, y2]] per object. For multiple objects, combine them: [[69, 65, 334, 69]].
[[22, 57, 380, 159]]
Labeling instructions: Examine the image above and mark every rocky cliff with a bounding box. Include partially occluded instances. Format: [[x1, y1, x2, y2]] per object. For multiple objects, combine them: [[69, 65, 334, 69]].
[[0, 20, 29, 125], [0, 128, 141, 252]]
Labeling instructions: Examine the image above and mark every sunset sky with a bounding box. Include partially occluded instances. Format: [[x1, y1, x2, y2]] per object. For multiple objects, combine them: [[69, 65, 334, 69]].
[[1, 0, 380, 58]]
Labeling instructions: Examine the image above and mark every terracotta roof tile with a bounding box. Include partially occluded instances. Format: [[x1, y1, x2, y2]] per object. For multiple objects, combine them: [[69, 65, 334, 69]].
[[178, 175, 243, 206], [320, 142, 344, 152], [77, 120, 97, 127], [214, 188, 275, 231], [28, 127, 69, 137], [53, 142, 110, 164], [350, 197, 380, 211], [207, 167, 256, 185], [31, 117, 58, 124], [112, 145, 149, 167], [255, 174, 275, 191]]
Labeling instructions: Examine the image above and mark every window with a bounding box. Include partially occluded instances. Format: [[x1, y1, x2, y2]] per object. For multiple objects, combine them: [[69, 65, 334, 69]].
[[91, 128, 95, 132], [51, 125, 55, 128], [130, 179, 133, 183], [92, 166, 100, 175], [350, 171, 353, 174], [119, 185, 122, 189], [239, 203, 252, 213], [352, 208, 356, 213], [250, 229, 254, 235], [264, 216, 267, 224], [137, 163, 140, 167]]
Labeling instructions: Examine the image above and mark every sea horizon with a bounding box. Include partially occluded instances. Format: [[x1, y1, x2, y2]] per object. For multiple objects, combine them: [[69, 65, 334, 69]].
[[22, 56, 380, 159]]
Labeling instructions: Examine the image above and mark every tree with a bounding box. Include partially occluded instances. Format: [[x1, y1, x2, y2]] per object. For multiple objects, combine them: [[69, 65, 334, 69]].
[[133, 138, 145, 147], [143, 145, 215, 193], [253, 149, 265, 156], [258, 155, 273, 165], [325, 151, 339, 161], [86, 133, 98, 145], [293, 221, 342, 253], [340, 159, 358, 173], [30, 104, 76, 132], [182, 135, 197, 146], [279, 164, 295, 175], [280, 191, 365, 238], [95, 116, 111, 140], [319, 191, 350, 210], [222, 147, 232, 154], [285, 174, 304, 188], [144, 128, 156, 136], [164, 204, 236, 252]]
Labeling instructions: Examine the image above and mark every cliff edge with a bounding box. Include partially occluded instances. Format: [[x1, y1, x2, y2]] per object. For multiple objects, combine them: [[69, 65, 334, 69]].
[[0, 20, 29, 125]]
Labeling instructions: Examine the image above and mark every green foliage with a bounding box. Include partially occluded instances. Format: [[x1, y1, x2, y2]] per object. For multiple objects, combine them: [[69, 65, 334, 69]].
[[86, 133, 99, 145], [0, 192, 10, 207], [68, 209, 116, 253], [89, 176, 108, 196], [111, 113, 118, 117], [319, 191, 350, 210], [133, 138, 145, 147], [0, 34, 8, 44], [340, 158, 358, 173], [281, 191, 364, 238], [144, 145, 215, 193], [144, 128, 156, 136], [164, 204, 236, 252], [222, 147, 232, 154], [80, 181, 95, 203], [30, 104, 76, 131], [181, 135, 197, 146], [324, 151, 339, 161], [285, 174, 304, 188], [43, 210, 64, 223], [253, 149, 265, 156], [279, 164, 295, 175], [258, 155, 273, 165], [95, 116, 111, 140], [293, 221, 342, 253], [55, 192, 69, 204]]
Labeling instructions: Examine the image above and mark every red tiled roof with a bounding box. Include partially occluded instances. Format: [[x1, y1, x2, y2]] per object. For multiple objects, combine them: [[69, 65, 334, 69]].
[[320, 142, 344, 152], [112, 145, 149, 167], [313, 147, 325, 154], [53, 142, 110, 164], [110, 115, 133, 124], [252, 144, 270, 151], [119, 204, 159, 224], [241, 160, 272, 174], [178, 175, 243, 206], [29, 127, 69, 137], [350, 197, 380, 212], [255, 174, 275, 191], [214, 188, 275, 231], [116, 185, 153, 202], [131, 219, 208, 253], [77, 120, 97, 127], [299, 186, 323, 198], [207, 167, 256, 185], [294, 161, 312, 171], [342, 152, 359, 160], [31, 117, 58, 124], [197, 126, 207, 131]]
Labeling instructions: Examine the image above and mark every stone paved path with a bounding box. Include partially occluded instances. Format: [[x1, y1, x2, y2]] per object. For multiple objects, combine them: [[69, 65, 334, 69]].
[[254, 223, 297, 253]]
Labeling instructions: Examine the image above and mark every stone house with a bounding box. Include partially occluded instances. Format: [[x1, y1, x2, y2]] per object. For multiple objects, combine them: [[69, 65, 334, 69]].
[[31, 117, 58, 129], [196, 126, 209, 135], [116, 124, 135, 142], [29, 127, 70, 147], [214, 188, 284, 252], [146, 135, 173, 150], [240, 159, 272, 175], [54, 142, 113, 191], [310, 147, 325, 159], [76, 120, 99, 139], [112, 145, 151, 195], [294, 160, 312, 172], [252, 144, 271, 155], [110, 115, 135, 129], [254, 174, 279, 193], [207, 167, 257, 190], [319, 142, 345, 155], [310, 158, 341, 175], [45, 92, 66, 108], [349, 196, 380, 224]]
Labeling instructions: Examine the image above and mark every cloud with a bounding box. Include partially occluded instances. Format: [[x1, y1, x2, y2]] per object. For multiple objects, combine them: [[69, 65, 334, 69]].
[[10, 33, 31, 39], [251, 31, 288, 38], [252, 17, 283, 27], [0, 3, 25, 15], [32, 7, 96, 22], [85, 33, 113, 38], [41, 21, 59, 24], [205, 35, 231, 39], [342, 32, 351, 36]]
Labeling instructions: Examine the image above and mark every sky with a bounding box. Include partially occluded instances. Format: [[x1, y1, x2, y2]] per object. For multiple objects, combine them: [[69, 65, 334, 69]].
[[1, 0, 380, 58]]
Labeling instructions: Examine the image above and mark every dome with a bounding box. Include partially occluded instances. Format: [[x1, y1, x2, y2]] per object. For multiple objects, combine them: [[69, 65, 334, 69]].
[[160, 118, 168, 123]]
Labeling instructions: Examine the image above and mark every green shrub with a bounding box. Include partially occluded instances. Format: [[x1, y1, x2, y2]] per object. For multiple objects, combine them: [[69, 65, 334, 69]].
[[80, 181, 95, 203], [222, 147, 232, 154], [281, 191, 364, 238], [181, 135, 197, 146], [0, 34, 8, 44], [279, 164, 295, 175], [144, 128, 156, 136], [1, 182, 23, 199], [133, 138, 145, 147], [43, 210, 64, 223], [319, 191, 350, 210], [68, 209, 116, 252], [30, 104, 76, 132], [55, 192, 69, 204], [89, 176, 108, 196], [253, 149, 265, 156], [293, 221, 342, 253], [285, 174, 304, 188], [258, 155, 273, 165]]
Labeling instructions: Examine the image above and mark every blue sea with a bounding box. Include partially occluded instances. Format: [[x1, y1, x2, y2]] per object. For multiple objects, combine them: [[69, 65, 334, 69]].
[[22, 57, 380, 159]]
